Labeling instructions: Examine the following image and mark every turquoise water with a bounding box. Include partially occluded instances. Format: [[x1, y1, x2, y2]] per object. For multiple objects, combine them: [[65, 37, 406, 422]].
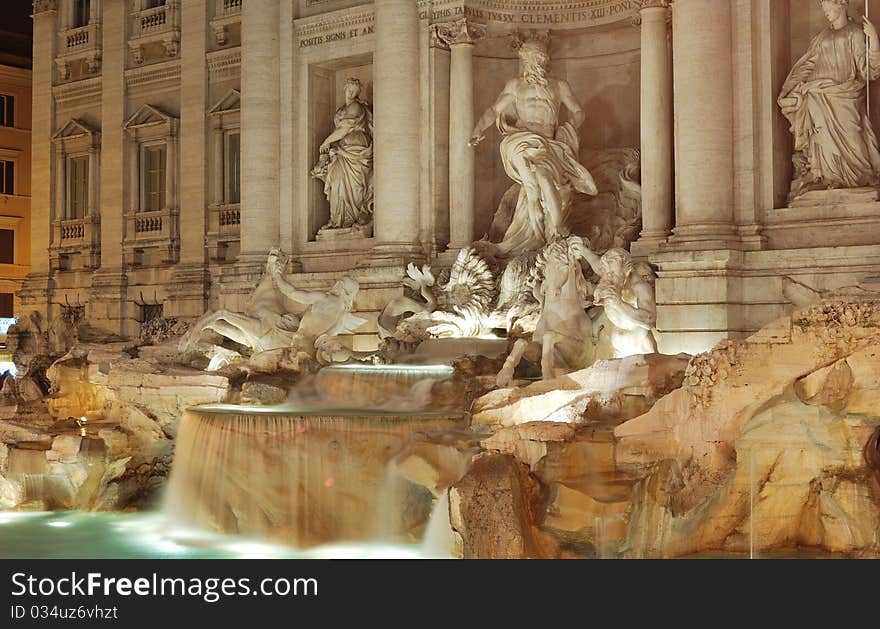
[[0, 511, 429, 559]]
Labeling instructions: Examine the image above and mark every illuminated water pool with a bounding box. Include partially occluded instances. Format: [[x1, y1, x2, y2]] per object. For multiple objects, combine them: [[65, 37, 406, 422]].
[[0, 511, 430, 559]]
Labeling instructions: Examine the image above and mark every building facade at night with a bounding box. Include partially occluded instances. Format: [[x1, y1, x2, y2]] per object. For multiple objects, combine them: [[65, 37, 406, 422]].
[[0, 64, 31, 325], [21, 0, 880, 355]]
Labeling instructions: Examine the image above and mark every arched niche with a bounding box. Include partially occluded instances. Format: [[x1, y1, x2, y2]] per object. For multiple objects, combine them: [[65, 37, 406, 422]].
[[467, 18, 641, 238]]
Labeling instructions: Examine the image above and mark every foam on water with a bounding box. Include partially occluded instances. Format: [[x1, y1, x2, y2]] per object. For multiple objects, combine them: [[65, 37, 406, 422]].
[[0, 511, 429, 559]]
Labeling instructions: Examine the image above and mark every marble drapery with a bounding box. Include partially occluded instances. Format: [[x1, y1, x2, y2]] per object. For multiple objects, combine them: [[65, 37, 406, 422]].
[[313, 99, 374, 230], [494, 120, 597, 258], [780, 19, 880, 200]]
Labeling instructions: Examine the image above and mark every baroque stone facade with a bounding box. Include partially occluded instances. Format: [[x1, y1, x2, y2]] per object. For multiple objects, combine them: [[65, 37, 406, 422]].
[[0, 63, 31, 322], [21, 0, 880, 357]]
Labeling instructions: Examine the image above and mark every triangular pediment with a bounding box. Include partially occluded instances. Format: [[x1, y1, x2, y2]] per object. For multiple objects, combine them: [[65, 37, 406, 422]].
[[209, 89, 241, 115], [124, 104, 176, 129], [52, 118, 99, 142]]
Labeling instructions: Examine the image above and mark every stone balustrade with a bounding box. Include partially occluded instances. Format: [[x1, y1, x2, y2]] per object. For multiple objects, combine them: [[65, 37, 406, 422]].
[[134, 213, 163, 234], [129, 0, 181, 61], [55, 22, 102, 78], [139, 6, 169, 34], [122, 206, 179, 266], [221, 0, 242, 15], [65, 25, 91, 49], [50, 214, 101, 271], [217, 204, 240, 229], [60, 219, 85, 241], [207, 203, 241, 261]]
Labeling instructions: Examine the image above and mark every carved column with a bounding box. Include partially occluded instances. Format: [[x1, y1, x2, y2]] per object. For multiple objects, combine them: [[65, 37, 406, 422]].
[[212, 120, 224, 205], [90, 0, 132, 336], [669, 0, 735, 246], [371, 0, 423, 263], [55, 151, 66, 220], [239, 0, 280, 259], [86, 145, 99, 268], [434, 18, 486, 251], [128, 140, 139, 214], [59, 0, 69, 30], [19, 1, 58, 316], [167, 130, 178, 212], [87, 147, 98, 216], [632, 1, 673, 255], [170, 0, 210, 318]]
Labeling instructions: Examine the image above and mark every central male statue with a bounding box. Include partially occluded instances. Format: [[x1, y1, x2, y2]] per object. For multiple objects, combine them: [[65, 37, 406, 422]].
[[470, 36, 597, 257]]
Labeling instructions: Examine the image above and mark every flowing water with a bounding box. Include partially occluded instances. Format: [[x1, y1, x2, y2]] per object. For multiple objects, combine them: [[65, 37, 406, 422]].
[[163, 364, 467, 548], [313, 364, 457, 410], [1, 364, 469, 557], [0, 511, 428, 559], [421, 492, 454, 559]]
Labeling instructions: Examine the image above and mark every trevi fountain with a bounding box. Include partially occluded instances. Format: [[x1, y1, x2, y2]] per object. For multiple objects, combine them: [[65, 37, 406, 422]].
[[2, 0, 880, 559]]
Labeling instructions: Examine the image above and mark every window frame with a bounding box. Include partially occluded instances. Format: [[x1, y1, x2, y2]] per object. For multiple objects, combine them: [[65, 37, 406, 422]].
[[225, 130, 241, 205], [0, 216, 22, 267], [0, 292, 13, 319], [208, 89, 241, 208], [0, 159, 15, 196], [0, 94, 14, 128], [72, 0, 91, 28], [141, 142, 167, 213], [66, 153, 90, 220], [0, 229, 14, 266], [52, 119, 101, 225]]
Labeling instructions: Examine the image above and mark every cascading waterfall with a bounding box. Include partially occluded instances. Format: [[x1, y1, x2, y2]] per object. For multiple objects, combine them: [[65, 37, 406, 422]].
[[163, 364, 467, 549], [312, 364, 459, 411], [8, 439, 109, 509], [421, 491, 454, 559]]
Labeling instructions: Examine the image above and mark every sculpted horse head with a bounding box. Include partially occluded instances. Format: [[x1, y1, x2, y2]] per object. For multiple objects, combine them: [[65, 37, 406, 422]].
[[533, 236, 593, 308]]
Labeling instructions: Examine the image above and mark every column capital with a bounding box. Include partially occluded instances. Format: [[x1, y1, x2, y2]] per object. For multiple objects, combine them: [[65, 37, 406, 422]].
[[432, 18, 487, 49], [32, 0, 57, 14], [633, 0, 671, 27]]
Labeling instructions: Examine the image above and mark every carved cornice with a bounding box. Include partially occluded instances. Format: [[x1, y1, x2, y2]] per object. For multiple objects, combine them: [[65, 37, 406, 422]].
[[419, 0, 640, 30], [294, 6, 374, 39], [207, 48, 241, 80], [32, 0, 57, 14], [433, 17, 487, 47], [52, 77, 102, 107], [124, 60, 181, 92]]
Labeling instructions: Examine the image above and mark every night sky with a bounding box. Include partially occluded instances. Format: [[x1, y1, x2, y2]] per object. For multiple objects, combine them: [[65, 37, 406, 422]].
[[4, 0, 34, 35], [0, 0, 34, 67]]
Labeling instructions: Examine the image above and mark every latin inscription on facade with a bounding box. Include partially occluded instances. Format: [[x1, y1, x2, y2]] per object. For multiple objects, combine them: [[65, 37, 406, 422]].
[[420, 0, 638, 29], [299, 25, 375, 49], [296, 0, 638, 50]]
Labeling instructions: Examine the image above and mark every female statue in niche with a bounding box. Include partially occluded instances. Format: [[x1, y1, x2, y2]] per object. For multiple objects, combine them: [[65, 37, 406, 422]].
[[311, 78, 374, 233], [779, 0, 880, 202]]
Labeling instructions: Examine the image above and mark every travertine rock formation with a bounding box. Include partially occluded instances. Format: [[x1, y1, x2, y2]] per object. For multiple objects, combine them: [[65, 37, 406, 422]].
[[475, 353, 689, 427], [449, 452, 555, 559], [616, 291, 880, 557], [0, 343, 231, 512]]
